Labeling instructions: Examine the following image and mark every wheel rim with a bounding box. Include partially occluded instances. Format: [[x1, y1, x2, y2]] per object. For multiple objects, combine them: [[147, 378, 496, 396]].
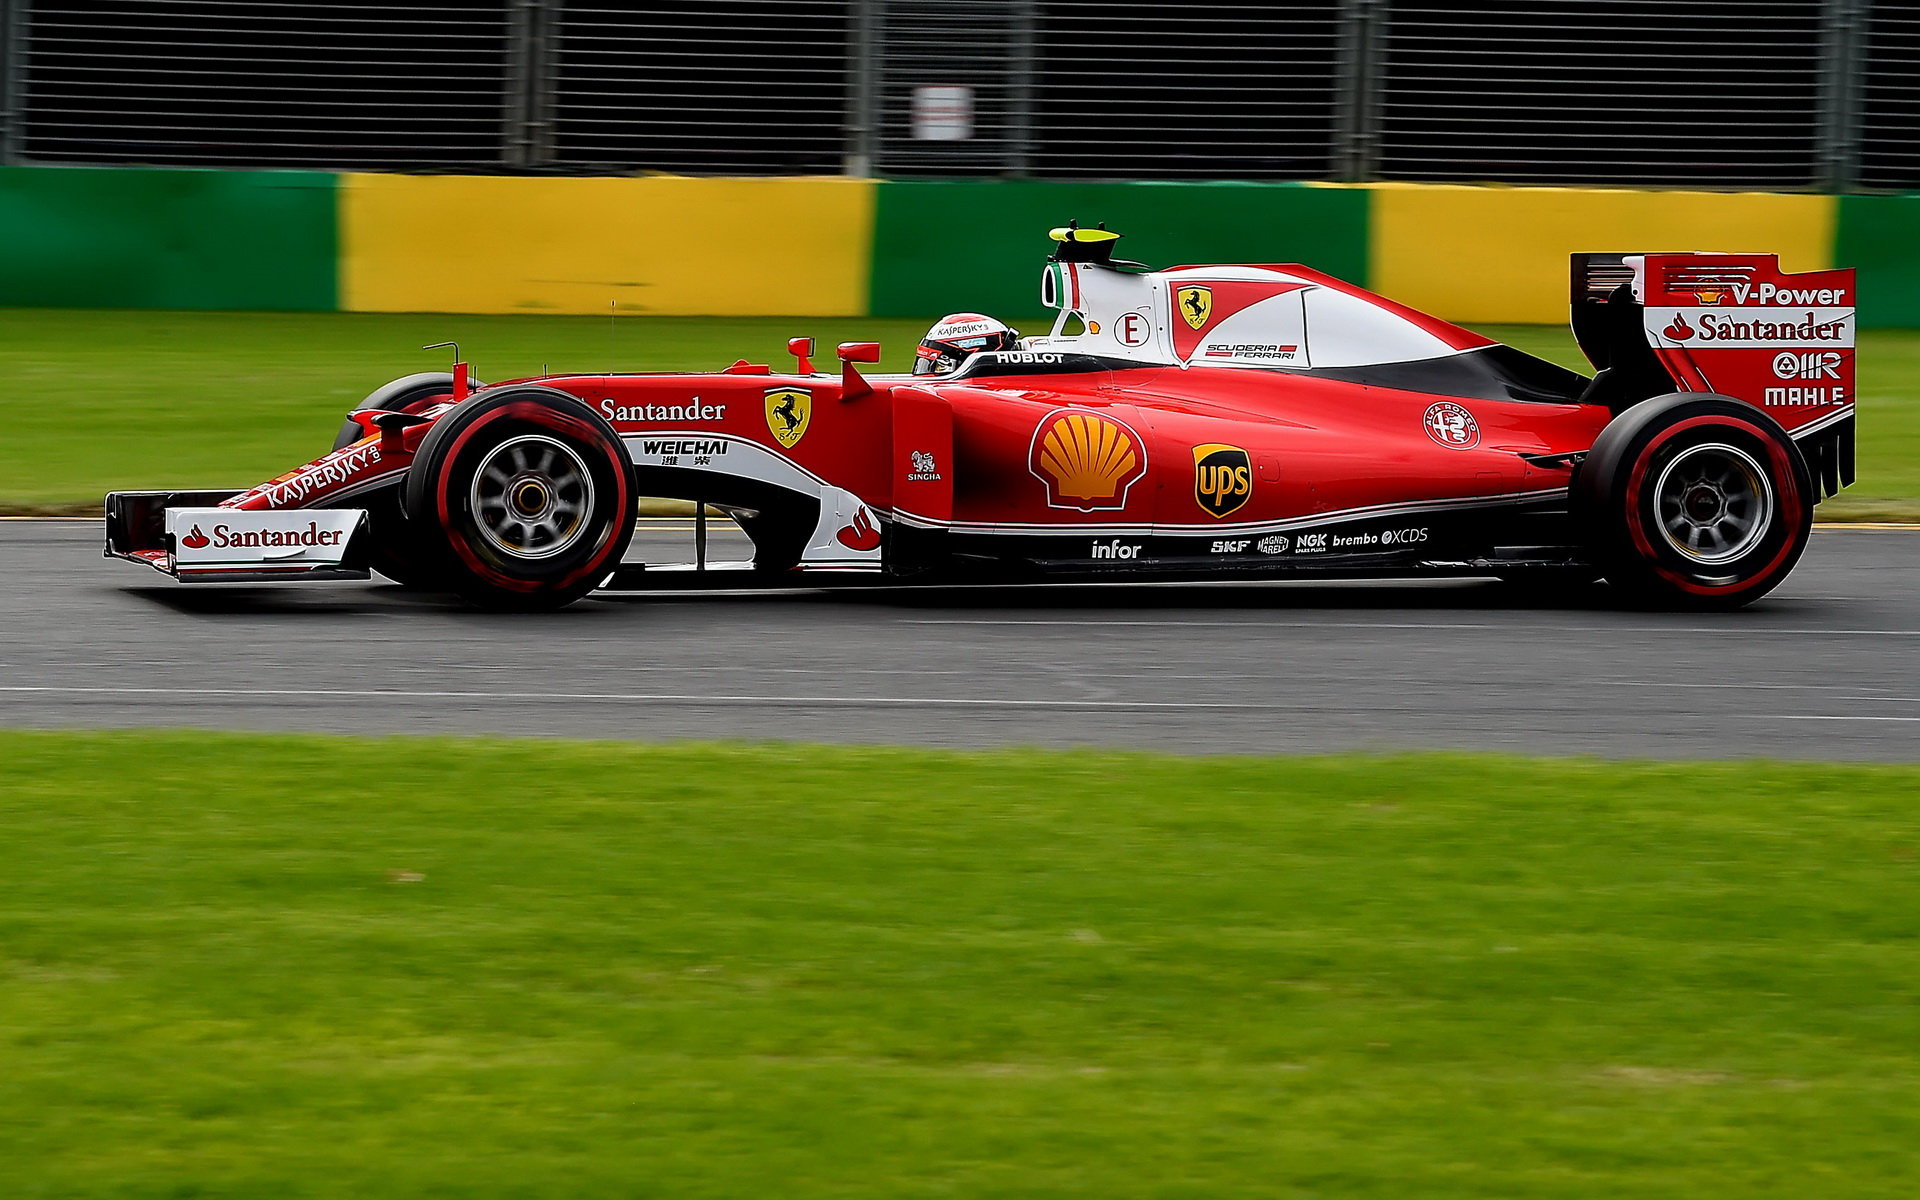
[[1652, 442, 1773, 566], [469, 434, 595, 560]]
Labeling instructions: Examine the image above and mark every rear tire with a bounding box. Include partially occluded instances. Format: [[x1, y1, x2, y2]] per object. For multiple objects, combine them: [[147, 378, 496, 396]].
[[1573, 394, 1812, 611], [403, 387, 635, 611]]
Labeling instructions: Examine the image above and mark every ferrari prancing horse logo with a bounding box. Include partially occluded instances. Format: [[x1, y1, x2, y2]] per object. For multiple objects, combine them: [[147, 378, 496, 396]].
[[1176, 285, 1213, 330], [765, 388, 811, 449]]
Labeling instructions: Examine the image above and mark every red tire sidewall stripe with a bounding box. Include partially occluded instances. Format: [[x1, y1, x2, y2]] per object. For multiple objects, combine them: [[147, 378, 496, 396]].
[[1622, 413, 1806, 597], [431, 400, 632, 594]]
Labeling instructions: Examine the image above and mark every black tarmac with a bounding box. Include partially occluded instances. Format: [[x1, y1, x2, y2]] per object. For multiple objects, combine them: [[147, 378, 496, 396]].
[[2, 520, 1916, 761]]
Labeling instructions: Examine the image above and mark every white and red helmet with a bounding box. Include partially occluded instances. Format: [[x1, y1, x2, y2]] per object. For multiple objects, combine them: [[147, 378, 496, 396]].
[[913, 313, 1021, 376]]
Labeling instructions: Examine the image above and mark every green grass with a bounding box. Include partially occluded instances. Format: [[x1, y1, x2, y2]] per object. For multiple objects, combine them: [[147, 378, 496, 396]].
[[1, 308, 1915, 517], [3, 730, 1918, 1198]]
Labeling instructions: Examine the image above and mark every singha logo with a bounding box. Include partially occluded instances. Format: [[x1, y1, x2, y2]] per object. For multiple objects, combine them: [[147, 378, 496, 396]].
[[1663, 313, 1697, 341], [906, 449, 942, 482], [180, 525, 211, 549]]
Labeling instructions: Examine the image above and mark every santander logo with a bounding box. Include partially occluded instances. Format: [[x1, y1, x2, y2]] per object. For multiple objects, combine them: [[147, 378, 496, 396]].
[[1663, 314, 1696, 341], [178, 520, 346, 552], [836, 508, 880, 551]]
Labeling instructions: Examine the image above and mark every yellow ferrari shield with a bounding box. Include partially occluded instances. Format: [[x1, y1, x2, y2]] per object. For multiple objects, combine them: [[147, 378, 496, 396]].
[[1176, 285, 1213, 330], [765, 388, 811, 449]]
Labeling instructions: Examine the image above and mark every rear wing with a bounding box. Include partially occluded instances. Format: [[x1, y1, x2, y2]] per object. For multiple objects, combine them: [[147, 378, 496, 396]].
[[1571, 252, 1855, 499]]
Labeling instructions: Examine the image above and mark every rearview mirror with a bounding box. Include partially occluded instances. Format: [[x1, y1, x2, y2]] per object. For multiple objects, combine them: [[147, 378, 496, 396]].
[[836, 341, 881, 364]]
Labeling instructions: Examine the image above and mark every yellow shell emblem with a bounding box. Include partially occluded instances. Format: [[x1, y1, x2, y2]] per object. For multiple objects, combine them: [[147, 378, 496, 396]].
[[1029, 410, 1148, 511], [1176, 285, 1213, 330]]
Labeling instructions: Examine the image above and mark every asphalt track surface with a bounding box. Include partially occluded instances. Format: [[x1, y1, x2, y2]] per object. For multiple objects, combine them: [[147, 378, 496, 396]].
[[2, 519, 1916, 761]]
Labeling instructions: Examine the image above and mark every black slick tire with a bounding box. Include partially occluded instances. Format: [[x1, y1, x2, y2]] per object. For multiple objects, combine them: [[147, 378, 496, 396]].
[[331, 372, 468, 453], [1572, 394, 1813, 611], [331, 373, 475, 589], [402, 386, 635, 611]]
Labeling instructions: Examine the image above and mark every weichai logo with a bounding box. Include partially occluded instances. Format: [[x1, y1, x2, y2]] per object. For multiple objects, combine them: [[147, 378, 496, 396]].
[[1192, 443, 1252, 518]]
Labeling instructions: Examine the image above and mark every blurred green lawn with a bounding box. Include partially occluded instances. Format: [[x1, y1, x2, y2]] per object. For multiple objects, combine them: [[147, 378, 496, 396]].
[[3, 730, 1919, 1199], [1, 308, 1913, 517]]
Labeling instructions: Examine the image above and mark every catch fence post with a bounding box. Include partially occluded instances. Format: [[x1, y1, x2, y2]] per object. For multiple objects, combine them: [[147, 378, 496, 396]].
[[1006, 0, 1037, 177], [505, 0, 556, 169], [0, 0, 24, 166], [1334, 0, 1384, 182], [1818, 0, 1867, 192], [846, 0, 879, 176]]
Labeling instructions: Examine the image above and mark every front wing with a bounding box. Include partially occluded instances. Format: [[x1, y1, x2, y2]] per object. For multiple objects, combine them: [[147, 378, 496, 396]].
[[105, 491, 372, 583]]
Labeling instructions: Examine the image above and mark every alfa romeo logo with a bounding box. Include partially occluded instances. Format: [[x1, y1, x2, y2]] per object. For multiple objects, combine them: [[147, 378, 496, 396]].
[[1422, 401, 1480, 449]]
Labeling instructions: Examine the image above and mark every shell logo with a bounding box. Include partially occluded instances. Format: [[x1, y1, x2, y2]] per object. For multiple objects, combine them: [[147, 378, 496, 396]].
[[1028, 409, 1148, 511]]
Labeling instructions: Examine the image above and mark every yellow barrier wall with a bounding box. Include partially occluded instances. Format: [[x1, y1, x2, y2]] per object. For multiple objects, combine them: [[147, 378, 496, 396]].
[[341, 174, 875, 315], [1370, 184, 1837, 325]]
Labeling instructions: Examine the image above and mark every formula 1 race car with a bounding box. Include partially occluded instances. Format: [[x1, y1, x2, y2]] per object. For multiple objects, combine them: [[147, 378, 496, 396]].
[[106, 225, 1856, 611]]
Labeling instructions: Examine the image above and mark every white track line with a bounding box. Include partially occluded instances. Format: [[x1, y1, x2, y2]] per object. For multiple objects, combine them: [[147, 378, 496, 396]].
[[1768, 715, 1920, 723], [909, 619, 1920, 636], [0, 684, 1916, 723], [0, 685, 1285, 711]]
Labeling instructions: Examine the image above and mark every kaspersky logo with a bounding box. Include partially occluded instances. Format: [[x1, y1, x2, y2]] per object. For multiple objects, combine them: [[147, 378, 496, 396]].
[[1192, 444, 1252, 518], [1029, 409, 1147, 511]]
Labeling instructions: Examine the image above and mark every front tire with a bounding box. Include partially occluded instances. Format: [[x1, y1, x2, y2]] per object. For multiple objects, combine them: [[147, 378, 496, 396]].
[[332, 371, 470, 453], [403, 387, 635, 611], [1573, 394, 1812, 610], [335, 373, 477, 590]]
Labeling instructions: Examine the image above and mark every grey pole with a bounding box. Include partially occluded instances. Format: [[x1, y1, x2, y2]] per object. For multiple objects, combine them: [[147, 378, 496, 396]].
[[527, 0, 556, 169], [1006, 0, 1037, 177], [0, 0, 26, 166], [846, 0, 879, 177], [1334, 0, 1384, 182], [1817, 0, 1868, 192], [504, 0, 536, 168]]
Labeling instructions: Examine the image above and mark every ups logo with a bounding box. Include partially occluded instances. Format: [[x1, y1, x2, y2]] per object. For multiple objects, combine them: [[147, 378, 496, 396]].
[[1193, 443, 1252, 518]]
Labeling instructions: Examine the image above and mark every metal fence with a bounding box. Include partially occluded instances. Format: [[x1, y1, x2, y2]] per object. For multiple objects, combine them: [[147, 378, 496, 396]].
[[1, 0, 1915, 191]]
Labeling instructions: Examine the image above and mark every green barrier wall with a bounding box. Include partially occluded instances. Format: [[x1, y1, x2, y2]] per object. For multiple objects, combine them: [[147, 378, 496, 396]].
[[0, 166, 336, 311], [0, 165, 1912, 328], [1836, 194, 1920, 329], [869, 180, 1369, 319]]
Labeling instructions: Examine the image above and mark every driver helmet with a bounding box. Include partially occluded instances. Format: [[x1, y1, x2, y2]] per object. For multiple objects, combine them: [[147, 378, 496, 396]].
[[913, 313, 1021, 376]]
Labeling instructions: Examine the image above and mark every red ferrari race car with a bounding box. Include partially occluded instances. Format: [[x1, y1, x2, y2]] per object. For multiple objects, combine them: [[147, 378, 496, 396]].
[[106, 225, 1856, 611]]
